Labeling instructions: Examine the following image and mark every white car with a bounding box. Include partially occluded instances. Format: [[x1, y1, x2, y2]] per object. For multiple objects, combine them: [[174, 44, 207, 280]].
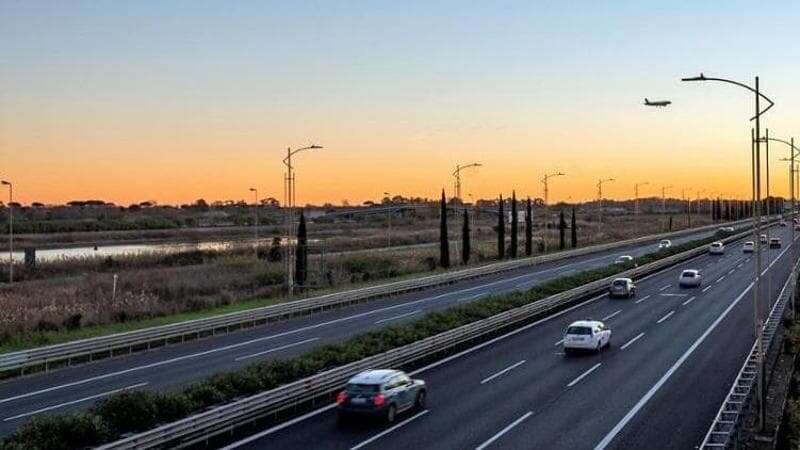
[[614, 255, 634, 265], [563, 320, 611, 354], [709, 242, 725, 255], [760, 234, 768, 244], [658, 240, 672, 250], [678, 269, 702, 287], [718, 226, 735, 233], [743, 241, 755, 253]]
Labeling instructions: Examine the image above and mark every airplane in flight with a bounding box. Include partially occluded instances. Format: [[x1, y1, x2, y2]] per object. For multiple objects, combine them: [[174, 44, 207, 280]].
[[644, 98, 672, 107]]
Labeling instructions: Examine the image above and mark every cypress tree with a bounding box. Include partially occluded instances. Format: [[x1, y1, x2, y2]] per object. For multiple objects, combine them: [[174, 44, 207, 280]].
[[510, 191, 518, 257], [570, 207, 577, 248], [295, 211, 308, 286], [439, 189, 450, 268], [525, 198, 533, 256], [462, 209, 470, 265], [669, 215, 673, 231], [559, 209, 566, 250], [498, 195, 505, 259]]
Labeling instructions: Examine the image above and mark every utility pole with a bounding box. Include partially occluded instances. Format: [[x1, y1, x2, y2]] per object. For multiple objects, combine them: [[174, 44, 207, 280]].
[[384, 192, 392, 247], [661, 185, 672, 231], [597, 178, 614, 225], [452, 163, 482, 201], [634, 181, 649, 234], [542, 172, 565, 253], [1, 181, 11, 283]]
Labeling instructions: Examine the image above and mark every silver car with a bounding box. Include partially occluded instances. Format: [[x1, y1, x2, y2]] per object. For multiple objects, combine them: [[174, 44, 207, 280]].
[[609, 278, 636, 298], [678, 269, 702, 287], [337, 369, 427, 423]]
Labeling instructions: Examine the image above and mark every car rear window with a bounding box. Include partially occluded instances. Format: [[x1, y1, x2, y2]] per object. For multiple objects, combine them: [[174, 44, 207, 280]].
[[613, 280, 627, 286], [346, 383, 380, 394], [567, 326, 592, 335], [682, 271, 696, 278]]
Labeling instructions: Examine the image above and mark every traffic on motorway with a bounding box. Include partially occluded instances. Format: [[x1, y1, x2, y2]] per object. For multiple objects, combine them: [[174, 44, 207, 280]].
[[224, 225, 796, 450], [0, 225, 745, 436]]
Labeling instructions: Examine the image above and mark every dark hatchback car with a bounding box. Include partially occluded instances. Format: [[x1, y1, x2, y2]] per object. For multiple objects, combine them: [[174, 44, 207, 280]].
[[337, 369, 427, 423]]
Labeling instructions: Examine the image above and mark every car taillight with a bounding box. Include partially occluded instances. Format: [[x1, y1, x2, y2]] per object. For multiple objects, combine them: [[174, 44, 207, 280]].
[[336, 391, 347, 405], [373, 393, 385, 406]]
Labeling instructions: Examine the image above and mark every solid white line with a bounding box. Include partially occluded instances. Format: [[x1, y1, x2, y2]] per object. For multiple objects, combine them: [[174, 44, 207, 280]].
[[554, 338, 564, 346], [702, 286, 712, 293], [480, 360, 527, 384], [634, 295, 651, 304], [620, 333, 645, 350], [3, 382, 148, 421], [659, 285, 670, 291], [375, 309, 422, 324], [234, 338, 320, 362], [682, 296, 696, 306], [602, 310, 622, 321], [659, 293, 687, 298], [219, 404, 338, 449], [567, 363, 602, 388], [350, 409, 430, 450], [475, 411, 533, 450], [593, 280, 756, 450], [656, 311, 675, 324]]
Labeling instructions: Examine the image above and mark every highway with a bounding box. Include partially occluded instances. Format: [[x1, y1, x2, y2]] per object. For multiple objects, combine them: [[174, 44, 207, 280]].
[[225, 225, 797, 450], [0, 224, 751, 436]]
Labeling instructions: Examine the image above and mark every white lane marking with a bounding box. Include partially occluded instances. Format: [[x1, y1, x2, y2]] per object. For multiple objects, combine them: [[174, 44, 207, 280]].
[[593, 281, 755, 450], [620, 333, 645, 350], [480, 360, 527, 385], [728, 269, 735, 275], [567, 363, 602, 388], [659, 285, 670, 291], [234, 338, 320, 362], [219, 404, 338, 449], [602, 310, 622, 321], [458, 293, 485, 302], [375, 309, 422, 324], [659, 293, 687, 298], [737, 264, 743, 269], [350, 409, 430, 450], [656, 311, 675, 324], [554, 338, 564, 346], [634, 295, 652, 304], [702, 286, 712, 293], [475, 411, 533, 450], [715, 276, 725, 283], [682, 296, 696, 306], [3, 382, 148, 421]]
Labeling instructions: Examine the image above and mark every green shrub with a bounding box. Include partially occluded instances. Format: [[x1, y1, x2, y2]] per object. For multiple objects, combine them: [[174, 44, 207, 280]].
[[92, 391, 158, 434]]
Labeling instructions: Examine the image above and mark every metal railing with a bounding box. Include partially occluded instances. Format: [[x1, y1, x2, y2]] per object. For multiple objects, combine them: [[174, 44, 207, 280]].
[[98, 226, 757, 449], [0, 219, 752, 377], [700, 260, 797, 449]]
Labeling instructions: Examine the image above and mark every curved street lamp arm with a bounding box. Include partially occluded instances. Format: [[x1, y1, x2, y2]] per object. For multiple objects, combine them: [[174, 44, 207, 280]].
[[452, 162, 482, 177], [681, 75, 775, 121], [282, 145, 323, 165]]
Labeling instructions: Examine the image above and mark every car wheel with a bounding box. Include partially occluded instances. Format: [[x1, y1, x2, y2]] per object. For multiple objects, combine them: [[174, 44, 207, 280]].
[[386, 404, 397, 423], [415, 390, 427, 409]]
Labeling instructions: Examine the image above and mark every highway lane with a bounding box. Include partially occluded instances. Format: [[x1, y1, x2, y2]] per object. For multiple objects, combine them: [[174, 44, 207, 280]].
[[231, 226, 795, 450], [0, 224, 747, 435]]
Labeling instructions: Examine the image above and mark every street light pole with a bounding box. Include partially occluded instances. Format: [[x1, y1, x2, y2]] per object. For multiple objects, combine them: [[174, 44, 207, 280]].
[[453, 163, 482, 201], [597, 178, 614, 225], [661, 185, 673, 231], [1, 181, 11, 283], [282, 145, 322, 297], [542, 172, 565, 253], [384, 192, 392, 247], [634, 181, 649, 234], [249, 187, 258, 257]]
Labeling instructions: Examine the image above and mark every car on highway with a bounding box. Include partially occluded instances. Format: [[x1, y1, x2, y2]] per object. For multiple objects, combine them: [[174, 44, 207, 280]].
[[658, 239, 672, 249], [743, 241, 755, 253], [780, 220, 788, 227], [609, 278, 636, 298], [770, 237, 782, 248], [678, 269, 702, 287], [614, 255, 634, 265], [336, 369, 426, 423], [760, 234, 768, 244], [709, 241, 725, 255], [563, 320, 611, 354], [718, 226, 735, 233]]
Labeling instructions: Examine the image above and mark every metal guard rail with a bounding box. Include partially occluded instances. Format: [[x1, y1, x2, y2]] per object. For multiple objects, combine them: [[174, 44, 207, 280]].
[[98, 225, 759, 449], [699, 260, 797, 449], [0, 219, 755, 376]]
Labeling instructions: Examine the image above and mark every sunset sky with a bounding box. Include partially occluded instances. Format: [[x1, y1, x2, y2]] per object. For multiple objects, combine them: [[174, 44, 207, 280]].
[[2, 1, 800, 206]]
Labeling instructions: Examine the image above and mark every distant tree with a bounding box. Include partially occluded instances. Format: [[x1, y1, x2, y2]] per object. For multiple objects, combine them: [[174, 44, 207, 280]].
[[31, 202, 45, 208], [342, 199, 350, 207], [525, 198, 533, 256], [462, 209, 471, 265], [510, 191, 518, 258], [267, 236, 282, 262], [497, 195, 505, 259], [559, 209, 566, 250], [194, 199, 209, 211], [295, 212, 308, 285], [669, 215, 673, 231], [439, 190, 450, 268], [571, 207, 577, 248]]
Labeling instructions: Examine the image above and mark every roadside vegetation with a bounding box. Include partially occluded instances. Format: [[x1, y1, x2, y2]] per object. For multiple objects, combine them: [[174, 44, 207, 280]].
[[0, 232, 730, 450]]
